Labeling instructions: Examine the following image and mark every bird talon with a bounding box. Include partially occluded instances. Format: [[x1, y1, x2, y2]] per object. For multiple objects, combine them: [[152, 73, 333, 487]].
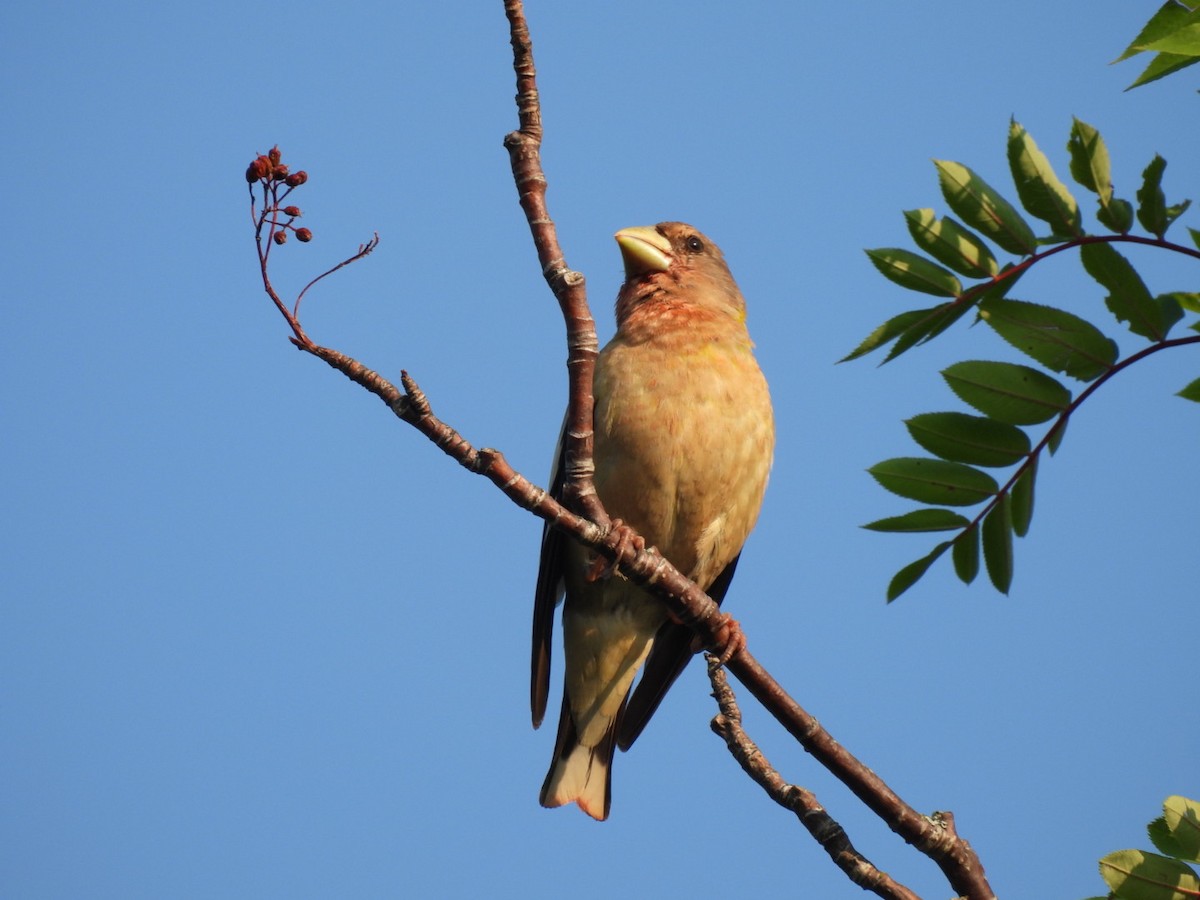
[[711, 613, 746, 667], [585, 519, 645, 582]]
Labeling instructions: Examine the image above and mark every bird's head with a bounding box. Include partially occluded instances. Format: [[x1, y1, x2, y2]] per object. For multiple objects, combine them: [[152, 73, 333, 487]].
[[613, 222, 745, 330]]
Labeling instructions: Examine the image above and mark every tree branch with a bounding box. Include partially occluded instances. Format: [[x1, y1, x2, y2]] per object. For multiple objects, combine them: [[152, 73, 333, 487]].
[[242, 5, 999, 898], [503, 0, 604, 524], [496, 5, 994, 898], [707, 656, 923, 900]]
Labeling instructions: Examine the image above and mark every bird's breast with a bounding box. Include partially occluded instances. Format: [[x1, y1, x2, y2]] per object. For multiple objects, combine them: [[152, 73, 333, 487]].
[[592, 330, 773, 588]]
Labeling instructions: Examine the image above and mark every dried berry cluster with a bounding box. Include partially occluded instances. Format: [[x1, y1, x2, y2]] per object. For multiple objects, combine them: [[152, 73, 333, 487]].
[[246, 146, 312, 244], [245, 145, 307, 187]]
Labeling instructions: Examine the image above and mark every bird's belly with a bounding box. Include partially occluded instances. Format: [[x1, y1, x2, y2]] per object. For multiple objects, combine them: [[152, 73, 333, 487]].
[[593, 341, 773, 587]]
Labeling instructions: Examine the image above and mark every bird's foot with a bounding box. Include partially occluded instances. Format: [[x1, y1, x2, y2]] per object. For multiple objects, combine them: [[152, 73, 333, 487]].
[[710, 613, 746, 667], [585, 518, 645, 582]]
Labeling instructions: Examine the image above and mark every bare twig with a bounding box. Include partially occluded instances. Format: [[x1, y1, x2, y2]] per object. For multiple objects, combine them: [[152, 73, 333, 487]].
[[502, 0, 605, 524], [707, 656, 922, 900], [294, 236, 379, 320]]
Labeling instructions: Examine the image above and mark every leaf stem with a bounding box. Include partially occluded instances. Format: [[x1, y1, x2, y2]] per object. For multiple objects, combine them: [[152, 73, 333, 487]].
[[959, 332, 1200, 544], [968, 233, 1200, 302]]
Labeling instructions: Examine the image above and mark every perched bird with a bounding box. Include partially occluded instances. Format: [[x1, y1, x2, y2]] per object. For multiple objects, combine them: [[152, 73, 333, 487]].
[[531, 222, 774, 820]]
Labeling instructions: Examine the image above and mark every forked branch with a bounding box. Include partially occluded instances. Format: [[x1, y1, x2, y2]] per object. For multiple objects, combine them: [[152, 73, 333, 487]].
[[243, 4, 996, 898]]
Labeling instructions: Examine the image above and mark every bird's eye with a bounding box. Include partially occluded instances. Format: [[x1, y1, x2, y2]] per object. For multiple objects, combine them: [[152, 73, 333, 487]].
[[684, 235, 704, 253]]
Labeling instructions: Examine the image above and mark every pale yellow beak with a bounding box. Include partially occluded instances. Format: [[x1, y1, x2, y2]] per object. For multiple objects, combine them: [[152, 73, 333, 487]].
[[615, 226, 672, 277]]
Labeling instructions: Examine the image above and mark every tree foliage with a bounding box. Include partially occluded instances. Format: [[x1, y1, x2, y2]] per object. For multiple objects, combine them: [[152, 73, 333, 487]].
[[1115, 1, 1200, 89], [1086, 795, 1200, 900], [853, 117, 1200, 601]]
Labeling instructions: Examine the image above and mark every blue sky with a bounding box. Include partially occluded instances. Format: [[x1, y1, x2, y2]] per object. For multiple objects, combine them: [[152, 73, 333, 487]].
[[3, 3, 1197, 898]]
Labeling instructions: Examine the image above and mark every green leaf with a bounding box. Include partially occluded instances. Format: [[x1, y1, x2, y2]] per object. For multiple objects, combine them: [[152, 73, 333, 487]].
[[1139, 23, 1200, 56], [1099, 849, 1200, 900], [1115, 1, 1200, 62], [935, 160, 1038, 256], [969, 262, 1024, 304], [905, 411, 1030, 467], [1178, 376, 1200, 403], [862, 508, 970, 533], [914, 296, 978, 345], [868, 457, 997, 507], [1135, 156, 1189, 238], [1079, 242, 1166, 340], [1150, 817, 1189, 860], [942, 360, 1072, 425], [1008, 120, 1082, 237], [1158, 294, 1185, 335], [904, 208, 999, 278], [1011, 457, 1037, 537], [982, 495, 1013, 594], [1163, 796, 1200, 863], [1047, 414, 1069, 456], [1166, 199, 1193, 230], [978, 297, 1119, 381], [1126, 52, 1200, 90], [1067, 119, 1112, 201], [1098, 198, 1136, 235], [1189, 228, 1200, 252], [883, 301, 971, 363], [952, 525, 979, 584], [887, 542, 950, 602], [1165, 291, 1200, 314], [840, 308, 937, 362], [1068, 119, 1134, 233], [866, 248, 963, 297], [865, 262, 1024, 365], [1117, 3, 1200, 88], [1138, 156, 1168, 237]]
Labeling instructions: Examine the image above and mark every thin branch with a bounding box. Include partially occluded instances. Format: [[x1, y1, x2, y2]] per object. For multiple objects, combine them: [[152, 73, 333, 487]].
[[496, 5, 993, 897], [267, 307, 998, 900], [502, 0, 605, 524], [707, 656, 923, 900], [952, 332, 1200, 547], [724, 649, 994, 898], [970, 233, 1200, 305], [875, 232, 1200, 360], [294, 235, 379, 320], [242, 6, 1000, 898]]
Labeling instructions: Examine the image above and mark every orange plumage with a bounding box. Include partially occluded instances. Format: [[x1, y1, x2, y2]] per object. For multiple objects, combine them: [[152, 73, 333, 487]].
[[531, 222, 774, 820]]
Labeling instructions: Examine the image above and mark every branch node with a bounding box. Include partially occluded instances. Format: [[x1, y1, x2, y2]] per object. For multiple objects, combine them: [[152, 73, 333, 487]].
[[400, 370, 431, 417]]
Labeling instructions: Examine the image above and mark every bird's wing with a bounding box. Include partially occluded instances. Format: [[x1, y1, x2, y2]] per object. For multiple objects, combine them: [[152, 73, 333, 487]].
[[531, 419, 568, 729], [616, 552, 741, 751]]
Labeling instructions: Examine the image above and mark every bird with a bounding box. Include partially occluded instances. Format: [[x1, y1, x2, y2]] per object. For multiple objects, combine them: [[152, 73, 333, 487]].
[[531, 221, 774, 820]]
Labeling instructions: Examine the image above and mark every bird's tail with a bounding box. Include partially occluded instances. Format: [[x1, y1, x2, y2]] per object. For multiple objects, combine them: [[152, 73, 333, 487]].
[[538, 693, 622, 821]]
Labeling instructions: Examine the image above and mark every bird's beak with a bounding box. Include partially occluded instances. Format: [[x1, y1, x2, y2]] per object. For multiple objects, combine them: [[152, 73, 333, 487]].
[[615, 226, 673, 278]]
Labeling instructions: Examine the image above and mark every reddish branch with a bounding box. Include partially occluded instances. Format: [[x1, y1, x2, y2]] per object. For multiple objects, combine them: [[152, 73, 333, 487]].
[[502, 2, 604, 524], [707, 656, 922, 900], [876, 231, 1200, 588], [953, 331, 1200, 556], [879, 231, 1200, 362], [245, 3, 1000, 898], [498, 4, 994, 898]]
